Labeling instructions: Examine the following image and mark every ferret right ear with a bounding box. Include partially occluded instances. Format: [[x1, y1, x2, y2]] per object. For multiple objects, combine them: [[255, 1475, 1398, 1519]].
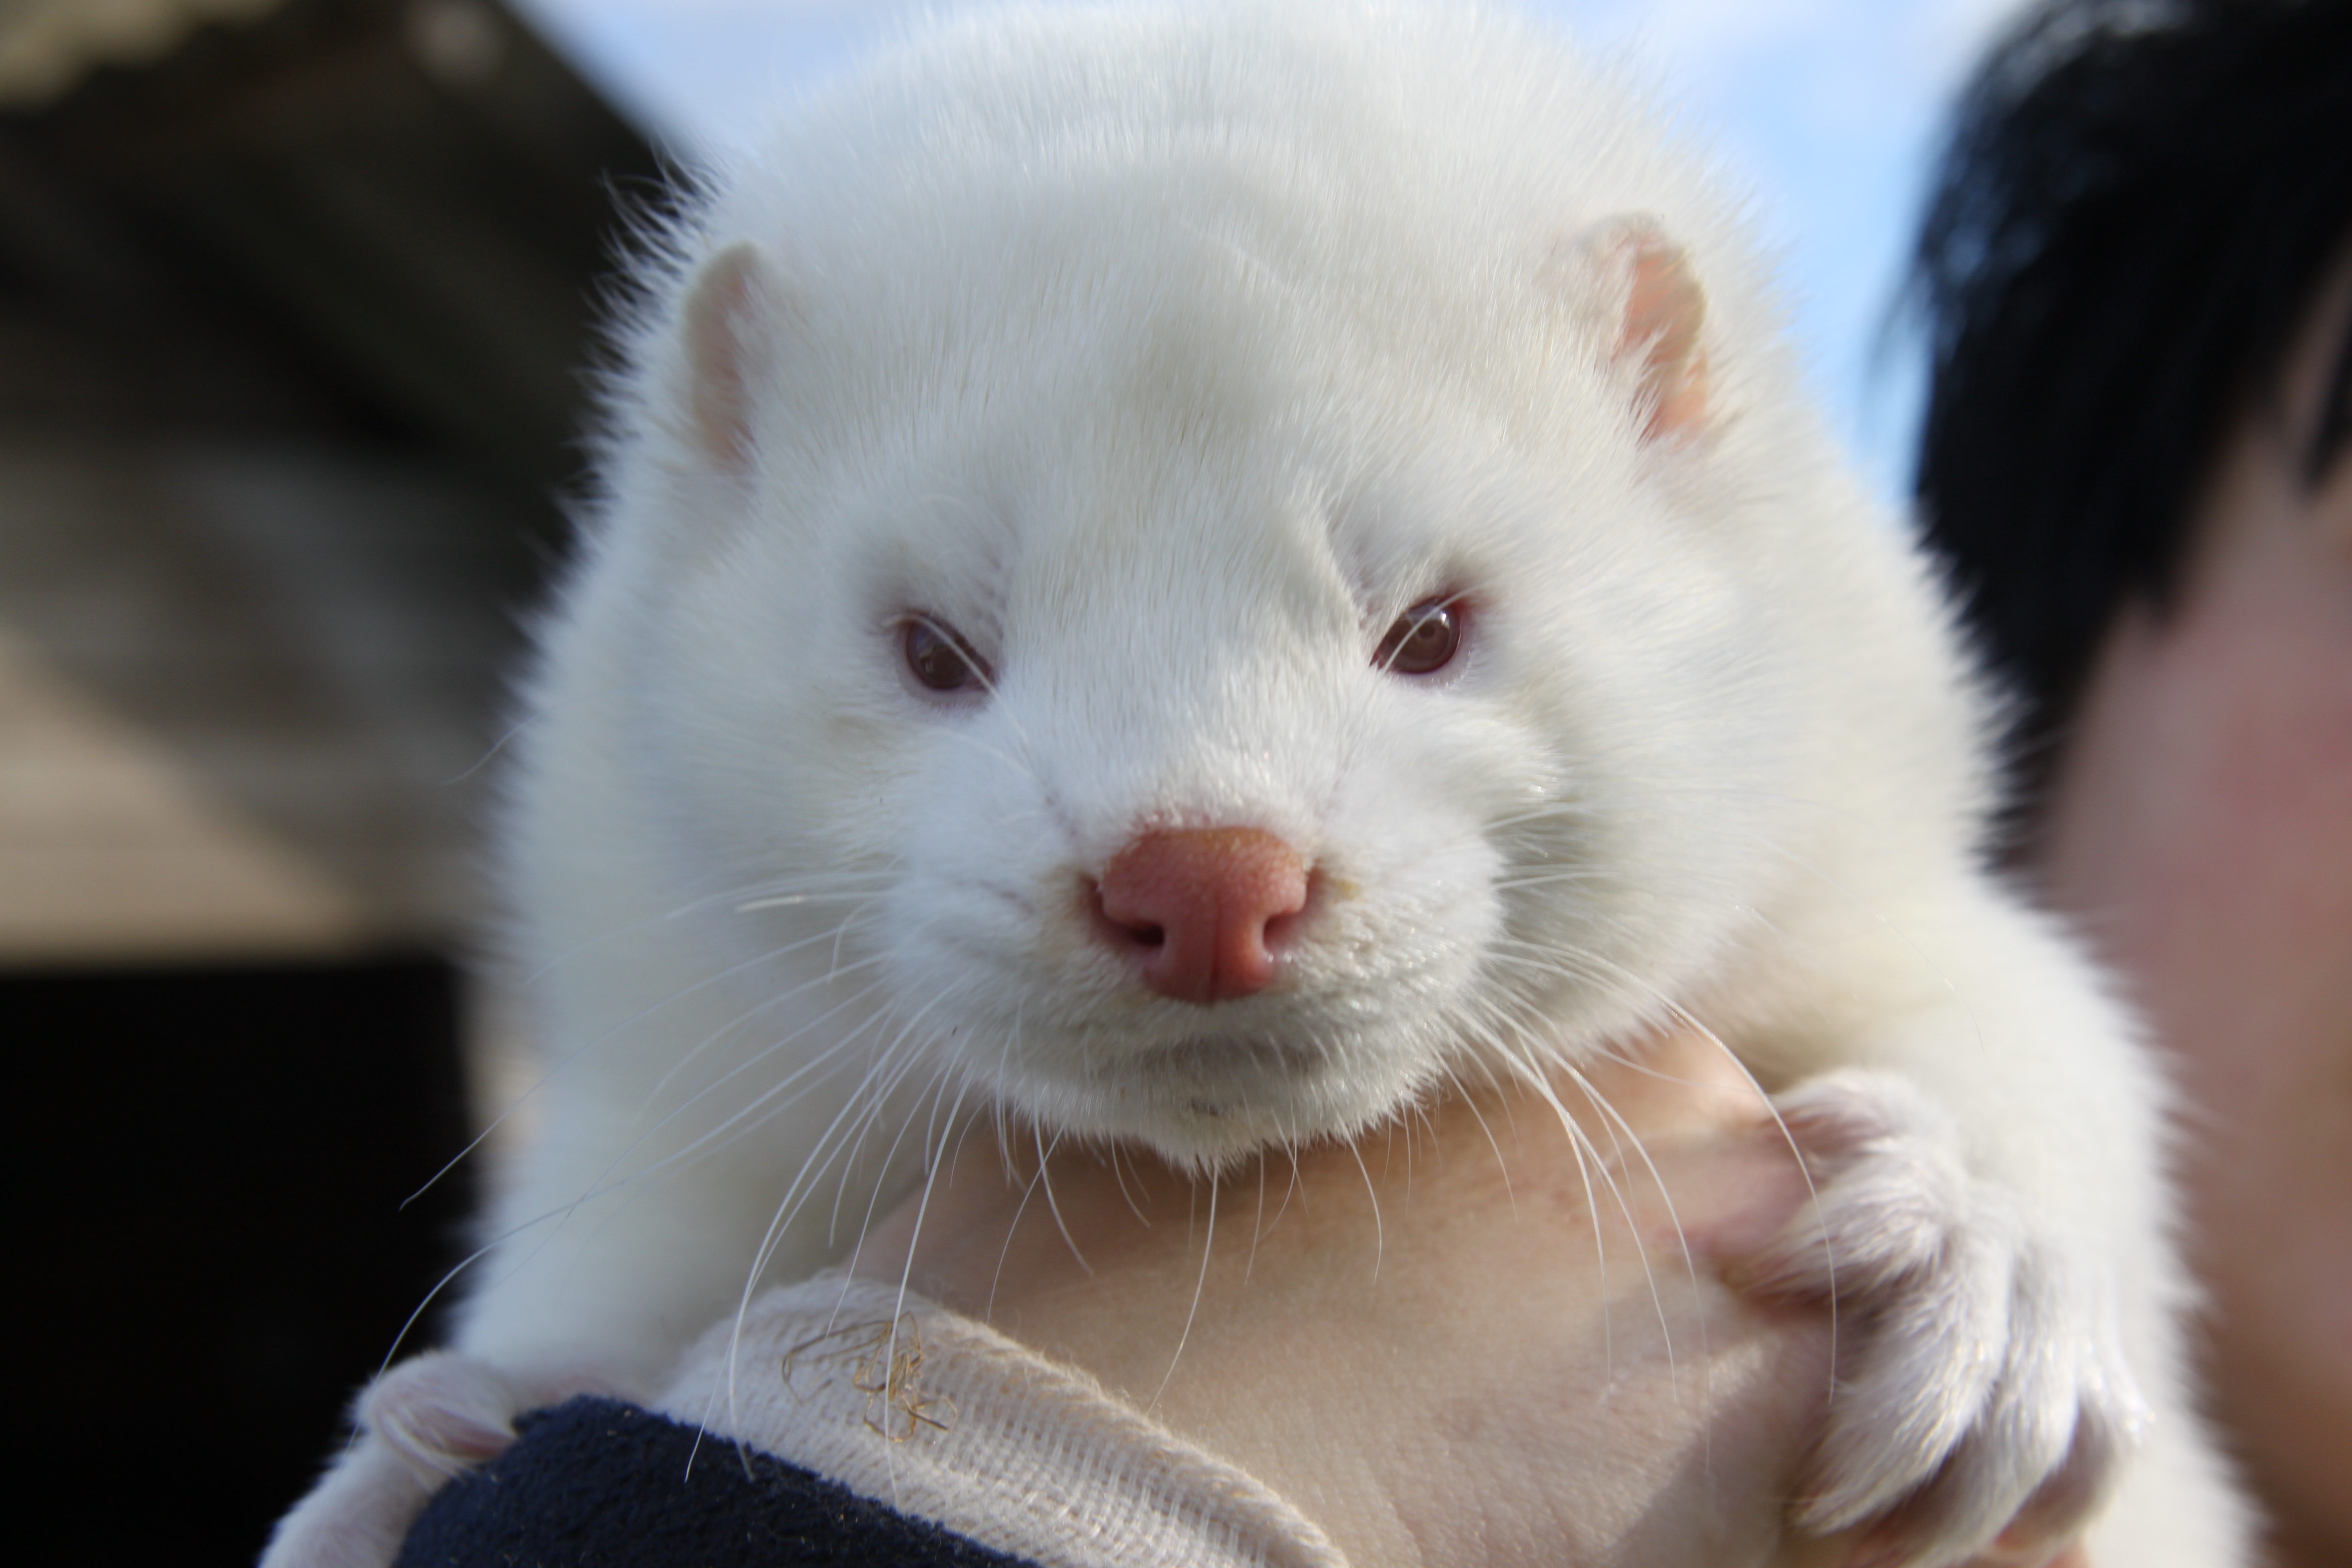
[[677, 242, 784, 475], [1555, 216, 1712, 444]]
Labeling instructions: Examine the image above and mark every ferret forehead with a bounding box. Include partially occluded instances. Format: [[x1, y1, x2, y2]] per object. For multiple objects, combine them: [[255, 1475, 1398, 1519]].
[[815, 261, 1548, 642], [830, 228, 1343, 494], [813, 342, 1341, 645], [995, 382, 1355, 630], [812, 185, 1385, 410]]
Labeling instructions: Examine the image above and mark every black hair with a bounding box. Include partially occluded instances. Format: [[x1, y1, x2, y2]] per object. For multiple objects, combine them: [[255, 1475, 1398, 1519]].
[[1909, 0, 2352, 803]]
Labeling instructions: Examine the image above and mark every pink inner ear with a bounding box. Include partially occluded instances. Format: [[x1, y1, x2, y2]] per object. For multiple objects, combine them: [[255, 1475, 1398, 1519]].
[[681, 243, 769, 473], [1613, 231, 1710, 443]]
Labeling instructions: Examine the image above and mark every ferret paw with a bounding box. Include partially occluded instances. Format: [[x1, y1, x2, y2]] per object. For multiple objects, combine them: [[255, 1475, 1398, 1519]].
[[260, 1355, 617, 1568], [1742, 1070, 2145, 1568], [362, 1350, 534, 1482]]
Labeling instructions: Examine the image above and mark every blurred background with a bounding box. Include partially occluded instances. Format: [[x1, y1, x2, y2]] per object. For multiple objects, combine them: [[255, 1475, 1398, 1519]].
[[2, 0, 2024, 1561]]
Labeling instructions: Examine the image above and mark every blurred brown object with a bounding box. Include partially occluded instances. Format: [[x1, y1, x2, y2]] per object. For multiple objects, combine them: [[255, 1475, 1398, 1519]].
[[0, 0, 661, 963]]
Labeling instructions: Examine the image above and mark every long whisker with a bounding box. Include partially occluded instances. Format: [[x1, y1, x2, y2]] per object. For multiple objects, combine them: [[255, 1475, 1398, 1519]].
[[413, 906, 893, 1207], [523, 864, 900, 984], [1345, 1138, 1384, 1284], [1487, 937, 1838, 1393], [1145, 1166, 1219, 1415], [1032, 1124, 1092, 1276], [985, 1153, 1052, 1322]]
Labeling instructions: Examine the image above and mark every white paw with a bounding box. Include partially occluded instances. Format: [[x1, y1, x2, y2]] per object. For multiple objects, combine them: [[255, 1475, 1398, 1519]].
[[1744, 1070, 2145, 1567], [260, 1354, 619, 1568], [362, 1351, 538, 1483]]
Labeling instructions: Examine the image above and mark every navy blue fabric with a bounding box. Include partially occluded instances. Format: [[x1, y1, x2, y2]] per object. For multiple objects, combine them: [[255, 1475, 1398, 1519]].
[[393, 1395, 1041, 1568]]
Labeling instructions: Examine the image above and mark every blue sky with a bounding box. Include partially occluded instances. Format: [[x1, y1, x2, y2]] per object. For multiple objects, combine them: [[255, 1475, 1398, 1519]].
[[509, 0, 2033, 506]]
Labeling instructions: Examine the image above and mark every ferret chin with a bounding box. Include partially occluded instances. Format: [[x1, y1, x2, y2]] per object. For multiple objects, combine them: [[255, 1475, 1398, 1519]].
[[262, 6, 2252, 1567]]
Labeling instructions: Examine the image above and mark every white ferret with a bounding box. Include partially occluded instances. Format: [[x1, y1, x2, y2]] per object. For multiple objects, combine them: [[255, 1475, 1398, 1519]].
[[268, 5, 2248, 1565]]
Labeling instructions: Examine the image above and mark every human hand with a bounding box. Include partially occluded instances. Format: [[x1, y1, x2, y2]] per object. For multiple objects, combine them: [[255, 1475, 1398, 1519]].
[[853, 1031, 2082, 1568]]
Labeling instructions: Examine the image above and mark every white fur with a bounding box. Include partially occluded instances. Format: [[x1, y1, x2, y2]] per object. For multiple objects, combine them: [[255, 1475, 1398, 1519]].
[[265, 5, 2248, 1565]]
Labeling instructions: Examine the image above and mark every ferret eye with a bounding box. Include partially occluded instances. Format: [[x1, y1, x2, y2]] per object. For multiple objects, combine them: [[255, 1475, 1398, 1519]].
[[1375, 598, 1462, 676], [902, 617, 991, 694]]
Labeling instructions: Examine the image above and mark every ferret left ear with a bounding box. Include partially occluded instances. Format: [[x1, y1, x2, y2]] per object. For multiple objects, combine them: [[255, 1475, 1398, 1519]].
[[677, 241, 784, 475], [1565, 216, 1711, 443]]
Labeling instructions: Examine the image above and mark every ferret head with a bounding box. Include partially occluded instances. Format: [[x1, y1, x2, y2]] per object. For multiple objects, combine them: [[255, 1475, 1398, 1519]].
[[530, 6, 1925, 1166]]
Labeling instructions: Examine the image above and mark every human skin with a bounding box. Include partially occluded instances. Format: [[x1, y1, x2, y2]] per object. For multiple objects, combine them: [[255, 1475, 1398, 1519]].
[[2037, 256, 2352, 1568], [855, 1030, 2084, 1568]]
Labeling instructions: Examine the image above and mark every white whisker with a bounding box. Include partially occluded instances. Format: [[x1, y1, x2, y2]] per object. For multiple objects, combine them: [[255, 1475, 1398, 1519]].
[[1145, 1167, 1219, 1416]]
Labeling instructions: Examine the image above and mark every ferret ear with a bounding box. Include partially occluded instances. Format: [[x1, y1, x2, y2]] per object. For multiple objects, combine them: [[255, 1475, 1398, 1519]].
[[1562, 216, 1711, 443], [677, 241, 784, 475]]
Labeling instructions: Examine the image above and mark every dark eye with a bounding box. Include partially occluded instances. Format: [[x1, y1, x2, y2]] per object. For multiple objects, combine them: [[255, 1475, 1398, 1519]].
[[1374, 597, 1462, 676], [902, 617, 991, 693]]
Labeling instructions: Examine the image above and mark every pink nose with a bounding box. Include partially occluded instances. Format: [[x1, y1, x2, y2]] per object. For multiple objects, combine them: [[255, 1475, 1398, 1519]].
[[1093, 828, 1310, 1003]]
